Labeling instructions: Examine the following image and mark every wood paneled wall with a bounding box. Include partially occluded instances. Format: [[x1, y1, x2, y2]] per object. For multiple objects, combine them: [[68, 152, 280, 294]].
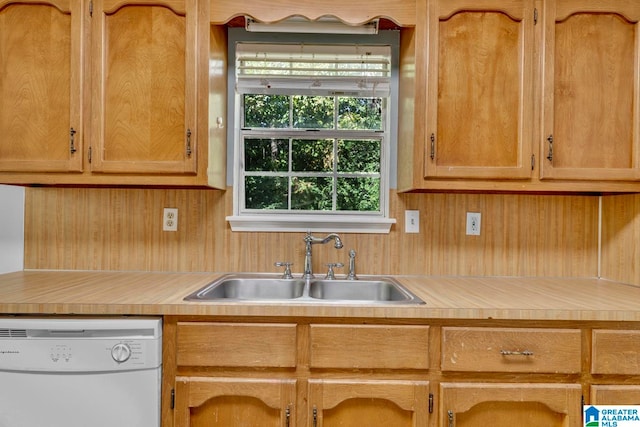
[[24, 187, 600, 277], [602, 194, 640, 284]]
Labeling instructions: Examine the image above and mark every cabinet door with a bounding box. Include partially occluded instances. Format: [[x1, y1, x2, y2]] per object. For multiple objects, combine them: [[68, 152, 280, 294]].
[[0, 0, 83, 172], [425, 0, 535, 179], [174, 377, 296, 427], [308, 379, 430, 427], [541, 0, 640, 181], [441, 383, 582, 427], [91, 0, 197, 174]]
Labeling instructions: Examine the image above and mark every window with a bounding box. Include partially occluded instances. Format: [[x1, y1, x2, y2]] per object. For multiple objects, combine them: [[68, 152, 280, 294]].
[[227, 33, 398, 233]]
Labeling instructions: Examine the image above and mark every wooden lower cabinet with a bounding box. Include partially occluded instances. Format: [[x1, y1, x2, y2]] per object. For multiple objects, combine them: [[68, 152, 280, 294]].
[[308, 379, 430, 427], [440, 383, 582, 427], [166, 319, 640, 427], [169, 320, 432, 427], [174, 377, 296, 427], [591, 385, 640, 404], [590, 329, 640, 405]]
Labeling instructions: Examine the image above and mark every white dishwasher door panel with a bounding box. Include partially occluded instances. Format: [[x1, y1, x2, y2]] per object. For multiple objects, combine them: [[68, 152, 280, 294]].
[[0, 368, 160, 427]]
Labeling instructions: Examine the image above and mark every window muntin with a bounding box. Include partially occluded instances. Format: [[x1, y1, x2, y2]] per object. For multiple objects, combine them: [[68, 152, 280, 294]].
[[230, 39, 395, 232]]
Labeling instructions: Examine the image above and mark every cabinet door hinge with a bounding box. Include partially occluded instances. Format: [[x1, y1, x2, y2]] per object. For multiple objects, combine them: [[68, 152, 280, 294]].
[[534, 8, 538, 25], [171, 388, 175, 410], [89, 0, 93, 16], [428, 393, 433, 413]]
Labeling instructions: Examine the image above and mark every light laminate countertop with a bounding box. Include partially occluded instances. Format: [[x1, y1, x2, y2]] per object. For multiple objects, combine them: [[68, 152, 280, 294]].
[[0, 270, 639, 321]]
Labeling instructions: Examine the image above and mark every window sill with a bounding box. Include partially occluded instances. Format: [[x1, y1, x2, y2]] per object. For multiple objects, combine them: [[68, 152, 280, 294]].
[[226, 215, 396, 233]]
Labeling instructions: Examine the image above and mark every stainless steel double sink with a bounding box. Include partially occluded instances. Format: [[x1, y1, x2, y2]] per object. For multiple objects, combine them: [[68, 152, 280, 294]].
[[184, 274, 425, 305]]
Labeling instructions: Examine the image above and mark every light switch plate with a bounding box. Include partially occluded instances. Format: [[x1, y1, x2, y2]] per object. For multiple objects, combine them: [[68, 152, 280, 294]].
[[466, 212, 481, 236], [405, 210, 420, 233]]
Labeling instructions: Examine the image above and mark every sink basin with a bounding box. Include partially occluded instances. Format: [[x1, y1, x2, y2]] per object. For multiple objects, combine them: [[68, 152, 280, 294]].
[[308, 278, 422, 303], [184, 275, 305, 301], [184, 274, 424, 305]]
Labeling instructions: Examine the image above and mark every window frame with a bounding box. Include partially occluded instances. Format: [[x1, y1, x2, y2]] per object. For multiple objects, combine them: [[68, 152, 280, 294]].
[[225, 29, 399, 233]]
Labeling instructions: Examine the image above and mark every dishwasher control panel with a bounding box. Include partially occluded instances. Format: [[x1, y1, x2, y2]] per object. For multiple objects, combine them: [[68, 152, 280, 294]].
[[0, 317, 162, 372]]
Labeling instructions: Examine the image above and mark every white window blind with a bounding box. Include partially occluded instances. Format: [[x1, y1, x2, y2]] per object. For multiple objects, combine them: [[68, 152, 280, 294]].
[[235, 43, 391, 97]]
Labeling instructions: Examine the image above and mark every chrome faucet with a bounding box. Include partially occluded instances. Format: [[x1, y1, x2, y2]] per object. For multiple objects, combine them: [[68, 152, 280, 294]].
[[302, 232, 343, 279]]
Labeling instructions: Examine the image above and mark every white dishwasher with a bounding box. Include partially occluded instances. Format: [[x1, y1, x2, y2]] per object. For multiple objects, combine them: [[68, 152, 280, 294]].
[[0, 317, 162, 427]]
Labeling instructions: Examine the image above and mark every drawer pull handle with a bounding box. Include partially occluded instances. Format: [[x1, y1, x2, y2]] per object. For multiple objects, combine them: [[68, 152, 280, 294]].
[[500, 350, 534, 356]]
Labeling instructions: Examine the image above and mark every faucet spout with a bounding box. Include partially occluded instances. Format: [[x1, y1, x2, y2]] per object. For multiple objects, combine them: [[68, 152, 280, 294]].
[[302, 232, 343, 279]]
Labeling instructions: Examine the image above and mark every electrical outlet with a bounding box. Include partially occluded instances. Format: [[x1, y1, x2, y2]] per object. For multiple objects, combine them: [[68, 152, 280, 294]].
[[405, 210, 420, 233], [163, 208, 178, 232], [466, 212, 481, 236]]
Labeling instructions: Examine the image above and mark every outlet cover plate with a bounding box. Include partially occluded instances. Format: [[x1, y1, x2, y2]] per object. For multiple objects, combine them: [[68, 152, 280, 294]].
[[163, 208, 178, 232]]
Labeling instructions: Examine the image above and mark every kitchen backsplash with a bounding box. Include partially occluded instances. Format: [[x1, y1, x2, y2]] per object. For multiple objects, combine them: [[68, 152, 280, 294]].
[[23, 187, 626, 281], [602, 193, 640, 285]]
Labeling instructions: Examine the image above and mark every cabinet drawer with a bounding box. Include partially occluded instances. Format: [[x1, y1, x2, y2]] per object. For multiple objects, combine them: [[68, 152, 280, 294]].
[[176, 322, 297, 368], [309, 324, 429, 370], [441, 327, 581, 373], [592, 330, 640, 375], [591, 385, 640, 404]]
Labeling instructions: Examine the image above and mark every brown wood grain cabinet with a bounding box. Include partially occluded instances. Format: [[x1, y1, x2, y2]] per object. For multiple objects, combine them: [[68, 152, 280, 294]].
[[592, 329, 640, 375], [591, 330, 640, 405], [440, 383, 582, 427], [399, 0, 640, 192], [163, 316, 640, 427], [174, 377, 296, 427], [90, 0, 197, 175], [591, 385, 640, 405], [0, 0, 84, 173], [440, 327, 582, 426], [174, 322, 297, 426], [307, 324, 431, 427], [164, 318, 640, 427], [0, 0, 224, 186], [425, 0, 536, 181], [540, 0, 640, 182], [441, 327, 582, 374], [308, 379, 430, 427], [167, 320, 431, 427]]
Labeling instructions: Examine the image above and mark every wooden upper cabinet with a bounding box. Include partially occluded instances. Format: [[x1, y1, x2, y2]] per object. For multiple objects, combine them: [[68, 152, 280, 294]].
[[425, 0, 535, 180], [0, 0, 84, 173], [541, 0, 640, 181], [91, 0, 197, 174]]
